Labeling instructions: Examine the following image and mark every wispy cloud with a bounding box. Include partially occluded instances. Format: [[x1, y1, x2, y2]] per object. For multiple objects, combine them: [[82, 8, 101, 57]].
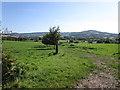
[[51, 19, 61, 26], [55, 19, 59, 23]]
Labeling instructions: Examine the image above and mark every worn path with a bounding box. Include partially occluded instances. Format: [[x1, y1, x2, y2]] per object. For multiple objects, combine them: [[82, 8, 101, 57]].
[[76, 54, 119, 88]]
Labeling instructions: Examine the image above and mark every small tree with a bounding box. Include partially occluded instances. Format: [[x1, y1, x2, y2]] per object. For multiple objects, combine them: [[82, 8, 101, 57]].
[[42, 26, 61, 54]]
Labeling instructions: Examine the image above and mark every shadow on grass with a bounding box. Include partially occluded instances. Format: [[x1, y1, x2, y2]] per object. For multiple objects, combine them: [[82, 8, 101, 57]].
[[48, 52, 58, 56], [68, 46, 97, 50], [34, 48, 53, 50], [29, 48, 54, 50], [32, 45, 55, 50]]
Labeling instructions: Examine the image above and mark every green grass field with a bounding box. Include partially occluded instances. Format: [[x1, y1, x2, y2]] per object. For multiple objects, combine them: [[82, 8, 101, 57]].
[[2, 40, 119, 88]]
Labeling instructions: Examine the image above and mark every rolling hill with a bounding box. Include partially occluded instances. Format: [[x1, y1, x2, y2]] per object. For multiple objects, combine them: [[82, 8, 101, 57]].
[[68, 30, 118, 39], [11, 30, 118, 39]]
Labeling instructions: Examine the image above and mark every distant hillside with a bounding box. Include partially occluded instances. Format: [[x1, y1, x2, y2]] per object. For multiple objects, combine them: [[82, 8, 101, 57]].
[[11, 30, 118, 39], [69, 30, 118, 39], [11, 32, 48, 37]]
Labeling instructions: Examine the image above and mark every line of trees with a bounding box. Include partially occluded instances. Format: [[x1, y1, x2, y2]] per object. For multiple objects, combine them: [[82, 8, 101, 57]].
[[60, 36, 119, 44], [2, 36, 28, 41]]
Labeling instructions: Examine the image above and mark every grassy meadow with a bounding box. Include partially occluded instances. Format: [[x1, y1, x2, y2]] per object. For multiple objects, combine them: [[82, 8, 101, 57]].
[[2, 40, 119, 88]]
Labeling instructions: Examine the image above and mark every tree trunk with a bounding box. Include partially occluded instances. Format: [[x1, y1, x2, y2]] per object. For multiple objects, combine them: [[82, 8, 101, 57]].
[[55, 41, 58, 54]]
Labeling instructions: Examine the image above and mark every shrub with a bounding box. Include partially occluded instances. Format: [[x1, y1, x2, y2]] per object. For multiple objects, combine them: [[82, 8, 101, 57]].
[[34, 39, 39, 42], [69, 39, 74, 43], [59, 42, 64, 45], [69, 44, 74, 46], [74, 40, 79, 43], [34, 45, 46, 48], [2, 53, 24, 87]]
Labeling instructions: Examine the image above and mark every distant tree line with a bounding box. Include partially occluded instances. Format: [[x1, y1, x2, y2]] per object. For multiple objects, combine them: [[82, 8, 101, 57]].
[[2, 36, 42, 42], [2, 36, 28, 41], [60, 35, 119, 44]]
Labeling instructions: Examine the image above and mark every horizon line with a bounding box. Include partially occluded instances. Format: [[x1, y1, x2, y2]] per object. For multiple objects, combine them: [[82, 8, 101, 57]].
[[11, 30, 118, 34]]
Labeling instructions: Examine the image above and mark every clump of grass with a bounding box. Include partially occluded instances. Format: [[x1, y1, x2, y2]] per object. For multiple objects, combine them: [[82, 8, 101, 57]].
[[83, 84, 89, 88]]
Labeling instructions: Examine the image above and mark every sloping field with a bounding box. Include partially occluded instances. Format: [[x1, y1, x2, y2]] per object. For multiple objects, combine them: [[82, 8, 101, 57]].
[[2, 41, 119, 88]]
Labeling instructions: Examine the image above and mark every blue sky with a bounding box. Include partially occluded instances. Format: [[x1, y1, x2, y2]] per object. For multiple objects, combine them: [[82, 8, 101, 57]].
[[2, 2, 118, 33]]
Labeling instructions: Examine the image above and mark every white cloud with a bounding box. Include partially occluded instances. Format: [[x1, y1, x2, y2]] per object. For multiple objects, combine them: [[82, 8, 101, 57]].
[[55, 19, 58, 23], [52, 19, 61, 26]]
